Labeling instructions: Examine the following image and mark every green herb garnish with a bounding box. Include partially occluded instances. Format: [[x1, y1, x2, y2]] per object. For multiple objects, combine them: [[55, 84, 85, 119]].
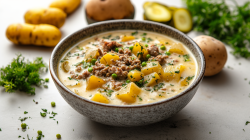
[[0, 54, 47, 95], [185, 0, 250, 58]]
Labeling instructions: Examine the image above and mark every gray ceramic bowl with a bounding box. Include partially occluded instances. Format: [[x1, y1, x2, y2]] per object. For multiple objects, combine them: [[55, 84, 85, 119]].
[[50, 20, 205, 127]]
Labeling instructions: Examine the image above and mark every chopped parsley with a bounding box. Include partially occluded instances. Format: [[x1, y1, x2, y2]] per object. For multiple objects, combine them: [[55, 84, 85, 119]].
[[106, 90, 114, 97], [183, 54, 190, 62], [24, 111, 28, 114], [175, 71, 180, 74], [19, 117, 28, 122], [0, 54, 48, 95], [187, 76, 195, 81], [68, 77, 72, 80], [246, 121, 250, 125], [103, 35, 112, 39], [153, 83, 165, 91], [131, 31, 138, 36]]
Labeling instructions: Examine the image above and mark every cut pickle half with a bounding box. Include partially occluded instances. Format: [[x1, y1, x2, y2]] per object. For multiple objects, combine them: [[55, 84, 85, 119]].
[[172, 8, 193, 33], [144, 3, 172, 22]]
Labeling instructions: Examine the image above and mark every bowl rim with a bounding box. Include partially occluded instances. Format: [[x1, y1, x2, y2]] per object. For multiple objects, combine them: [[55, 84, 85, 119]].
[[50, 19, 205, 108]]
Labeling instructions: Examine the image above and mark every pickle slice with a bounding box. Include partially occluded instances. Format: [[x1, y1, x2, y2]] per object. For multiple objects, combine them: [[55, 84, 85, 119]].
[[144, 3, 172, 22], [172, 8, 193, 33]]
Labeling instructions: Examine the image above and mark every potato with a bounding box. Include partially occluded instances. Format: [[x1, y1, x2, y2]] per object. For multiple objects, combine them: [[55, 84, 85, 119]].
[[132, 42, 148, 59], [6, 23, 61, 47], [168, 43, 186, 55], [144, 72, 161, 86], [91, 93, 109, 104], [86, 0, 134, 21], [116, 82, 141, 103], [163, 65, 185, 82], [24, 8, 66, 28], [194, 35, 227, 76], [50, 0, 81, 15], [100, 53, 119, 65], [127, 70, 144, 82], [141, 61, 163, 76], [86, 75, 106, 90], [121, 36, 135, 42]]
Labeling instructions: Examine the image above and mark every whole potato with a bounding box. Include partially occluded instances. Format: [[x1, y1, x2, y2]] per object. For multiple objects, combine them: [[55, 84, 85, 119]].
[[194, 35, 227, 76], [6, 23, 61, 47], [24, 8, 66, 28], [49, 0, 81, 15]]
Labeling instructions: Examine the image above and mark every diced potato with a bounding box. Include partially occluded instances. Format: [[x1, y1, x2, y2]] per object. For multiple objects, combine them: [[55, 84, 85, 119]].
[[127, 70, 144, 82], [91, 93, 109, 104], [168, 43, 186, 55], [132, 42, 148, 59], [100, 53, 119, 65], [61, 61, 70, 72], [163, 65, 185, 82], [144, 72, 161, 86], [141, 61, 163, 77], [85, 47, 99, 61], [160, 38, 174, 45], [121, 36, 135, 42], [116, 82, 141, 103], [86, 75, 106, 90], [180, 77, 189, 86]]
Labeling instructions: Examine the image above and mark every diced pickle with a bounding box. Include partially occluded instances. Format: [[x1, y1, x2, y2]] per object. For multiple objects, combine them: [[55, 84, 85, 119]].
[[141, 61, 163, 77], [128, 70, 144, 82], [121, 36, 135, 42], [116, 82, 141, 103], [91, 93, 109, 104], [163, 65, 185, 81], [61, 61, 70, 72], [100, 53, 119, 65], [144, 72, 161, 86], [86, 75, 106, 90]]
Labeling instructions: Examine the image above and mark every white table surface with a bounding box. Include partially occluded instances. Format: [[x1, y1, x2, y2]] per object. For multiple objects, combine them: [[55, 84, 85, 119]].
[[0, 0, 250, 139]]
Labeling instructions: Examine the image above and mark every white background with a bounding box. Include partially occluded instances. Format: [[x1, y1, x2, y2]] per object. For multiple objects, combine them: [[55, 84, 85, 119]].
[[0, 0, 250, 139]]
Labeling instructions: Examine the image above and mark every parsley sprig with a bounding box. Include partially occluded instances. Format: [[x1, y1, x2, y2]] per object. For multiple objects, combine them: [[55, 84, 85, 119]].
[[185, 0, 250, 58]]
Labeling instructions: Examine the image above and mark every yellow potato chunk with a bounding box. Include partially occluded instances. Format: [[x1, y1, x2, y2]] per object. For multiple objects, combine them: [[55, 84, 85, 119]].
[[85, 47, 99, 61], [180, 77, 189, 86], [144, 72, 161, 86], [163, 65, 185, 82], [100, 53, 119, 65], [132, 42, 148, 59], [91, 93, 109, 104], [168, 43, 186, 55], [121, 36, 135, 42], [141, 61, 163, 77], [116, 82, 141, 103], [86, 75, 106, 90], [127, 70, 144, 82]]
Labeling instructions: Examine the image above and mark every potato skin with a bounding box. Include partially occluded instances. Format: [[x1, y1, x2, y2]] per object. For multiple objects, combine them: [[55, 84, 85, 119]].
[[194, 35, 227, 76], [49, 0, 81, 14], [24, 8, 66, 28], [6, 23, 61, 47]]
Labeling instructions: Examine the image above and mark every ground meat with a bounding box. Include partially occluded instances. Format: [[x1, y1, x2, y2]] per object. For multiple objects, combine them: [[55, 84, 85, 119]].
[[98, 48, 103, 56], [124, 49, 131, 55], [92, 53, 141, 79], [102, 41, 122, 52], [81, 70, 90, 79], [75, 66, 82, 72], [149, 55, 168, 64], [112, 81, 123, 90], [147, 45, 159, 56]]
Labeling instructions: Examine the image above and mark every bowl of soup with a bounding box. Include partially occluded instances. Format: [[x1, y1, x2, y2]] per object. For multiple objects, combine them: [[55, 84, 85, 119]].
[[50, 20, 205, 126]]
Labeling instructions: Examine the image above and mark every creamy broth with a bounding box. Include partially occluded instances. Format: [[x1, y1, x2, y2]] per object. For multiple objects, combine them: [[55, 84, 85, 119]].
[[58, 30, 197, 105]]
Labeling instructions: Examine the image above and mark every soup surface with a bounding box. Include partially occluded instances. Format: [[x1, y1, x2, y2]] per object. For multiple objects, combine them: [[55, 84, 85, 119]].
[[58, 30, 197, 105]]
